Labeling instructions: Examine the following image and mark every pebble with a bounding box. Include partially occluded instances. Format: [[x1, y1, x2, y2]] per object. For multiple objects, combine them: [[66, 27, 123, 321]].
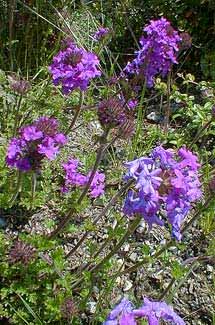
[[129, 252, 137, 262], [87, 301, 97, 314], [123, 280, 133, 292], [206, 265, 213, 273]]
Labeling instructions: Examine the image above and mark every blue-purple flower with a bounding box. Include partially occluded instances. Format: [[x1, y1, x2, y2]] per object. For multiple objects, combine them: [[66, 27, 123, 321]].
[[6, 117, 67, 172], [103, 297, 185, 324], [123, 18, 182, 87], [49, 40, 101, 94], [123, 146, 202, 240]]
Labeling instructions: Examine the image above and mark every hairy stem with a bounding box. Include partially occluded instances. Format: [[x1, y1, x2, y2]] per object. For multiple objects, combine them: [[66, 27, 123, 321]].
[[66, 179, 133, 258], [164, 71, 171, 133], [71, 214, 142, 290], [65, 91, 84, 135], [190, 119, 212, 148], [13, 95, 23, 136], [9, 170, 23, 207]]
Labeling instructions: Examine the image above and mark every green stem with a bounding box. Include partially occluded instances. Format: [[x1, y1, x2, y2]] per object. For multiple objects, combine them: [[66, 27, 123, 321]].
[[66, 179, 133, 258], [79, 217, 124, 273], [164, 71, 171, 133], [159, 277, 176, 301], [131, 80, 146, 158], [190, 119, 212, 148], [65, 91, 84, 135], [30, 173, 37, 210], [9, 171, 23, 207], [13, 95, 23, 136], [71, 215, 142, 290]]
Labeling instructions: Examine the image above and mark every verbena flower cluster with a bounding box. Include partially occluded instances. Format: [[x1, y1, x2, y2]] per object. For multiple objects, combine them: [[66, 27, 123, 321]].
[[61, 298, 78, 320], [6, 117, 67, 172], [49, 39, 101, 94], [8, 240, 36, 265], [104, 297, 185, 324], [93, 27, 110, 41], [124, 17, 182, 87], [61, 158, 105, 198], [9, 75, 31, 95], [98, 97, 135, 139], [123, 146, 202, 240]]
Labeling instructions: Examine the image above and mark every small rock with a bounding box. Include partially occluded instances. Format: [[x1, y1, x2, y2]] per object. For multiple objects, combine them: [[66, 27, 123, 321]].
[[146, 111, 163, 123], [129, 252, 137, 262], [206, 265, 213, 273], [87, 301, 97, 314], [123, 280, 133, 292], [123, 244, 130, 252]]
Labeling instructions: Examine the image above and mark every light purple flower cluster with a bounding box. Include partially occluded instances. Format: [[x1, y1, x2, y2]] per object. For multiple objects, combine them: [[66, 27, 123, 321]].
[[49, 40, 101, 94], [124, 18, 182, 87], [6, 117, 67, 172], [104, 297, 185, 324], [93, 27, 110, 41], [123, 146, 202, 240], [62, 158, 105, 198]]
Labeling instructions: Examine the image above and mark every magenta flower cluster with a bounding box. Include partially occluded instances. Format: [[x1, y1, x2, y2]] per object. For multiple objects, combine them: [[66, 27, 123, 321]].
[[49, 40, 101, 94], [6, 117, 67, 172], [124, 18, 182, 87], [123, 146, 202, 240], [104, 297, 185, 324], [93, 27, 110, 41], [61, 158, 105, 198]]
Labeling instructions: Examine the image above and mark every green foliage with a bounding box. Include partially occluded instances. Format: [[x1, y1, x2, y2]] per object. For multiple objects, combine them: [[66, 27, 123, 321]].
[[0, 231, 76, 324]]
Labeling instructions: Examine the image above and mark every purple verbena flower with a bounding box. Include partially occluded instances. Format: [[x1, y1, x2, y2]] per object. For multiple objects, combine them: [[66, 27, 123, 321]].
[[132, 298, 185, 325], [123, 146, 202, 240], [103, 298, 133, 325], [103, 297, 185, 325], [6, 117, 67, 172], [38, 137, 59, 160], [123, 18, 182, 87], [61, 158, 105, 198], [21, 126, 43, 141], [87, 170, 105, 198], [49, 40, 101, 94]]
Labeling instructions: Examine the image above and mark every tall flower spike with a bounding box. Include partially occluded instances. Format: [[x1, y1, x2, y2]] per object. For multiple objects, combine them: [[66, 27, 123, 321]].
[[123, 18, 182, 87]]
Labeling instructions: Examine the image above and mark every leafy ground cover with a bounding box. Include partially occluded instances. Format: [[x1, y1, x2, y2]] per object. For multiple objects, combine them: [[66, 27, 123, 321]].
[[0, 2, 215, 325]]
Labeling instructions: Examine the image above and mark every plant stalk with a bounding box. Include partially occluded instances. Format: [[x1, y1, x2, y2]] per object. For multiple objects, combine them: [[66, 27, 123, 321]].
[[13, 95, 23, 136], [66, 179, 133, 258], [65, 91, 84, 135]]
